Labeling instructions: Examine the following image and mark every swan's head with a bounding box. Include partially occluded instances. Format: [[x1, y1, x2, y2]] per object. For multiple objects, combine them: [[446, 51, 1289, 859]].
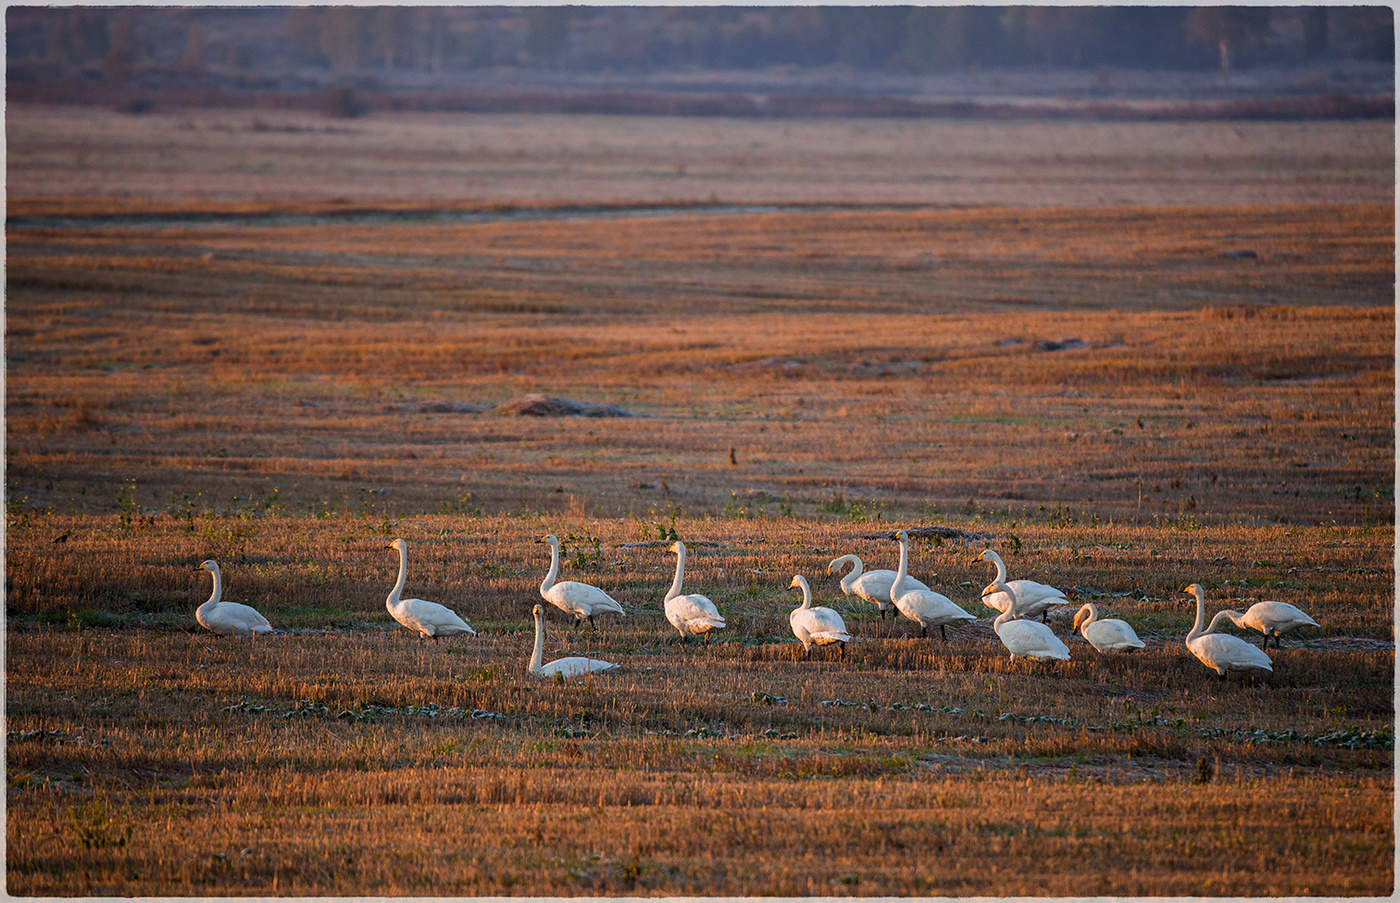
[[1183, 583, 1203, 599], [980, 580, 1007, 598], [198, 559, 218, 573], [668, 540, 684, 555], [1072, 603, 1095, 634], [788, 574, 808, 591], [893, 529, 908, 542], [532, 603, 543, 618], [537, 534, 559, 547], [978, 549, 1002, 563], [388, 538, 406, 552]]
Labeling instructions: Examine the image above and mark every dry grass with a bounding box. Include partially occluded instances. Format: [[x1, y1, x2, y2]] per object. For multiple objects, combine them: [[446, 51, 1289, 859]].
[[4, 108, 1394, 896]]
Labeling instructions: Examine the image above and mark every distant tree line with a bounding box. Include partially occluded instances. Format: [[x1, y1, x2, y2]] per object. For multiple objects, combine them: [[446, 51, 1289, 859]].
[[13, 6, 1394, 80]]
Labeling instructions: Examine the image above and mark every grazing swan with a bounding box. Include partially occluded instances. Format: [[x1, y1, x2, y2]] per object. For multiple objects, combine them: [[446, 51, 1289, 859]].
[[537, 534, 625, 629], [196, 560, 275, 637], [385, 538, 476, 641], [1211, 600, 1319, 649], [1183, 584, 1272, 680], [826, 553, 930, 621], [788, 575, 852, 658], [1072, 603, 1145, 653], [977, 549, 1069, 622], [663, 540, 727, 644], [888, 530, 975, 641], [528, 604, 617, 679], [988, 579, 1070, 661]]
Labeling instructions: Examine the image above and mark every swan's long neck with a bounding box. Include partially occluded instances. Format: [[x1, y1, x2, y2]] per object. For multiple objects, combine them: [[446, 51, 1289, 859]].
[[891, 536, 908, 599], [795, 578, 813, 610], [530, 610, 545, 672], [200, 567, 222, 612], [387, 544, 408, 610], [1081, 603, 1098, 626], [836, 555, 862, 593], [540, 542, 560, 595], [1187, 587, 1207, 643], [985, 551, 1008, 583], [666, 544, 686, 602], [1207, 610, 1242, 634], [991, 582, 1016, 629]]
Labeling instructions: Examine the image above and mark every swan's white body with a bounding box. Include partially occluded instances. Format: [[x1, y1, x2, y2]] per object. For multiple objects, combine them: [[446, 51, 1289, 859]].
[[538, 534, 625, 627], [978, 549, 1069, 622], [528, 604, 617, 679], [1183, 584, 1272, 679], [826, 554, 930, 619], [664, 541, 726, 643], [1072, 603, 1145, 653], [788, 575, 851, 657], [196, 560, 274, 637], [385, 539, 476, 640], [1217, 600, 1319, 648], [889, 531, 975, 640], [987, 579, 1070, 661]]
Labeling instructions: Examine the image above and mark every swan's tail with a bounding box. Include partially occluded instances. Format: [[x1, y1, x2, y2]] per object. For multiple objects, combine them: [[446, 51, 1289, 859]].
[[811, 629, 852, 644]]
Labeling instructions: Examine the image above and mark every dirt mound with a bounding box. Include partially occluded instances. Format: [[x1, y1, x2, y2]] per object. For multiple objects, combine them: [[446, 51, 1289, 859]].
[[496, 394, 639, 418]]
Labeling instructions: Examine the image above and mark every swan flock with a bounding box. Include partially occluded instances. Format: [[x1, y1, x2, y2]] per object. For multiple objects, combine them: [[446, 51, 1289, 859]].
[[191, 532, 1319, 682]]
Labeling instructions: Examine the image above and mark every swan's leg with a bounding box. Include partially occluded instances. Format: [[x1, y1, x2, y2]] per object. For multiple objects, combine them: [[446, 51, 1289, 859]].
[[1040, 611, 1049, 624], [919, 624, 928, 639], [588, 615, 597, 631], [939, 624, 948, 642], [703, 632, 711, 647], [838, 642, 847, 659]]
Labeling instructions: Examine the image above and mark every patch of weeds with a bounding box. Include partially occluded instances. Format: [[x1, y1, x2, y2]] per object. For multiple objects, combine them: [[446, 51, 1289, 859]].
[[817, 492, 886, 523], [68, 608, 120, 629], [68, 796, 133, 850], [560, 532, 603, 569]]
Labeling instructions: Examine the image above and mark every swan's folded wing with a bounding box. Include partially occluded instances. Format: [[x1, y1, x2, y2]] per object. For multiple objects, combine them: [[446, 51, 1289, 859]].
[[667, 593, 725, 627]]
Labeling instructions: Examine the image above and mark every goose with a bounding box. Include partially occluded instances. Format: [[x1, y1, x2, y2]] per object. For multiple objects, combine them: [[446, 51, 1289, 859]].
[[196, 560, 275, 637], [788, 575, 852, 658], [977, 549, 1069, 623], [889, 530, 976, 641], [537, 534, 625, 629], [987, 578, 1070, 661], [1072, 603, 1145, 653], [1210, 600, 1319, 649], [384, 538, 476, 641], [1182, 584, 1272, 680], [528, 604, 617, 679], [663, 540, 727, 645], [826, 553, 930, 621]]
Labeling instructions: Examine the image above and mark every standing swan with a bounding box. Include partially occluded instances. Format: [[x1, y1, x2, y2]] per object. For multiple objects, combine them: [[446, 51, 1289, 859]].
[[537, 534, 625, 629], [528, 604, 617, 679], [977, 549, 1069, 622], [663, 540, 727, 645], [889, 530, 976, 641], [826, 553, 930, 621], [1211, 600, 1319, 649], [1072, 603, 1145, 653], [385, 539, 476, 641], [987, 578, 1070, 661], [788, 575, 852, 658], [1182, 584, 1272, 680], [196, 560, 274, 637]]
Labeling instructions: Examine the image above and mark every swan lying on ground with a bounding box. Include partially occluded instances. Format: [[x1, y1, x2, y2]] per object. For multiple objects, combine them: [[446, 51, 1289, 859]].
[[826, 553, 929, 621], [977, 549, 1069, 622], [1183, 583, 1272, 680], [196, 560, 275, 637], [987, 578, 1070, 661], [663, 540, 726, 645], [528, 604, 617, 679], [1072, 603, 1145, 653], [889, 530, 975, 641], [788, 575, 851, 658], [384, 538, 476, 641], [537, 534, 625, 629]]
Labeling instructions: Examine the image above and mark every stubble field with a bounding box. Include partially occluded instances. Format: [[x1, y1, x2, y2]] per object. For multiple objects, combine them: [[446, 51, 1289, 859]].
[[4, 106, 1395, 896]]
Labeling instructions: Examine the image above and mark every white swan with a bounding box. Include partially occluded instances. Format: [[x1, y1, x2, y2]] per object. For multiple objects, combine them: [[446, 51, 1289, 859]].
[[537, 534, 625, 629], [788, 574, 852, 658], [196, 560, 274, 637], [1211, 600, 1320, 649], [889, 530, 976, 641], [1183, 584, 1272, 679], [663, 540, 726, 645], [385, 538, 476, 641], [1072, 603, 1145, 653], [977, 549, 1069, 622], [528, 604, 617, 679], [987, 578, 1070, 661], [826, 553, 930, 621]]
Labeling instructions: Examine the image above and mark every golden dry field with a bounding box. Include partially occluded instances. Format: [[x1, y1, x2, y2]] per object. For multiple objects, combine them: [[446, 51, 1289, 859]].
[[5, 106, 1396, 896]]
